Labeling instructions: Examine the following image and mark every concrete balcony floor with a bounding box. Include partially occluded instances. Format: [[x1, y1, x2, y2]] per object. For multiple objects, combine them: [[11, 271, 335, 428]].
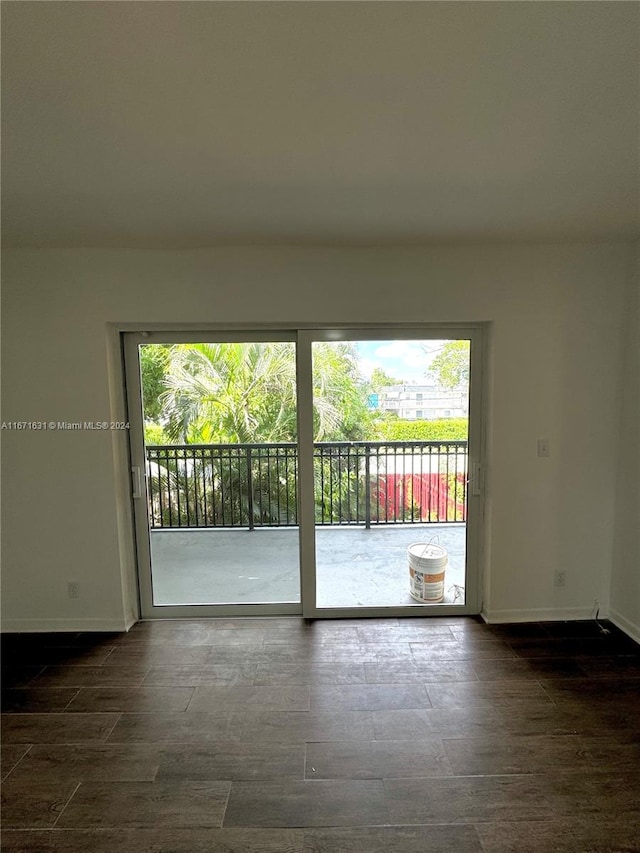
[[150, 523, 466, 609]]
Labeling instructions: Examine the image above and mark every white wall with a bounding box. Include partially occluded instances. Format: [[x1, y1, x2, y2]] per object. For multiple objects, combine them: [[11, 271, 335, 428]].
[[610, 246, 640, 641], [0, 244, 634, 630]]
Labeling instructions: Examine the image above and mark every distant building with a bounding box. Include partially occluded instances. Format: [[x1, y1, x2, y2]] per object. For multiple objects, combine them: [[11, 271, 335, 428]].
[[376, 383, 468, 420]]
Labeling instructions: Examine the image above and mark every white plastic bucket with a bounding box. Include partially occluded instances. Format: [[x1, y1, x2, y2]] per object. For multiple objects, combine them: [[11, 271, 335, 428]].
[[408, 542, 448, 603]]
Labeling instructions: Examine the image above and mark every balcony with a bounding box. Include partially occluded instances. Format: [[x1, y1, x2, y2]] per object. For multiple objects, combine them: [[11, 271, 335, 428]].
[[146, 441, 468, 608]]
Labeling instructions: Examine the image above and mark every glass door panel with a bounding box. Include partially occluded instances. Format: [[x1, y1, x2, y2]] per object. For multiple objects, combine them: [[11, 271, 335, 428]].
[[125, 333, 302, 618], [306, 332, 479, 615]]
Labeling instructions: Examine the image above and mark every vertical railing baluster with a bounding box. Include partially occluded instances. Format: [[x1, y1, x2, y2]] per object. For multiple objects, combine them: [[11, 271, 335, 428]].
[[192, 449, 199, 527], [319, 446, 325, 524], [285, 448, 290, 523], [339, 447, 343, 524], [247, 445, 254, 530], [418, 442, 422, 524], [234, 446, 238, 527], [147, 449, 155, 528], [156, 450, 165, 528], [275, 449, 281, 525], [220, 448, 226, 527], [375, 445, 380, 524], [185, 450, 191, 527], [327, 445, 331, 525], [345, 445, 350, 522], [211, 449, 217, 527], [166, 449, 174, 528], [263, 447, 274, 522], [199, 449, 206, 526], [228, 447, 233, 528], [254, 448, 260, 525], [293, 446, 298, 525], [436, 444, 441, 522], [177, 449, 182, 526], [364, 445, 371, 529], [428, 444, 433, 522]]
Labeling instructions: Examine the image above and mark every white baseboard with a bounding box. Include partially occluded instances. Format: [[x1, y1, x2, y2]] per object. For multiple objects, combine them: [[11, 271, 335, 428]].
[[481, 606, 596, 624], [124, 611, 138, 632], [1, 617, 135, 633], [609, 607, 640, 645]]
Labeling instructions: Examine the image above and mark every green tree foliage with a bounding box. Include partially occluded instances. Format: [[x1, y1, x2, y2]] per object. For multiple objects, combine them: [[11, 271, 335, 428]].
[[369, 366, 399, 392], [140, 344, 171, 422], [429, 340, 470, 389], [312, 343, 374, 440], [378, 417, 468, 441], [160, 342, 297, 444], [143, 422, 172, 445], [144, 341, 374, 444]]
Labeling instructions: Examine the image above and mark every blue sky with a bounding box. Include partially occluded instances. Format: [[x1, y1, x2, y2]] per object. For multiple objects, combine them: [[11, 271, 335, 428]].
[[355, 340, 451, 383]]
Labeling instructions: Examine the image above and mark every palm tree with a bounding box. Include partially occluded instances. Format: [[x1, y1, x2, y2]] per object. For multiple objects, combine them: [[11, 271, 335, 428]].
[[159, 342, 295, 443], [157, 341, 373, 444]]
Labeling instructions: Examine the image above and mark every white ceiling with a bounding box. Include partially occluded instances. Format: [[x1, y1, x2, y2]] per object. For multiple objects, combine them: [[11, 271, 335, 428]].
[[2, 1, 639, 247]]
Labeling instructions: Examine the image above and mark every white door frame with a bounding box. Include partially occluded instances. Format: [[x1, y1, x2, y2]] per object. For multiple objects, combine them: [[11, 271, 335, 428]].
[[123, 324, 486, 620]]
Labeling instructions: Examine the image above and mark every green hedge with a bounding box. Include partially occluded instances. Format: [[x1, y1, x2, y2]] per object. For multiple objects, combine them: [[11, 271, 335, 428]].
[[377, 418, 468, 441], [145, 417, 468, 445]]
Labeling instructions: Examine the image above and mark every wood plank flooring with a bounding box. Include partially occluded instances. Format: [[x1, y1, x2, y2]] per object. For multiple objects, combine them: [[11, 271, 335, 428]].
[[1, 616, 639, 852]]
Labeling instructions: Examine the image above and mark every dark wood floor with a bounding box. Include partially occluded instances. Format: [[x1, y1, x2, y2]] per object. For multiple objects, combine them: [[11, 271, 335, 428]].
[[1, 616, 639, 852]]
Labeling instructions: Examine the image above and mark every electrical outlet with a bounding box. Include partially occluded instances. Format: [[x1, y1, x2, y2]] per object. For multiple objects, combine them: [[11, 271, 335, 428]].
[[67, 582, 80, 599], [537, 438, 550, 457], [554, 570, 566, 588]]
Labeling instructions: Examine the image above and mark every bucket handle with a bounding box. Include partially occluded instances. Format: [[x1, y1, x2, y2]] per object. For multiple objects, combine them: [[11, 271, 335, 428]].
[[418, 535, 440, 559]]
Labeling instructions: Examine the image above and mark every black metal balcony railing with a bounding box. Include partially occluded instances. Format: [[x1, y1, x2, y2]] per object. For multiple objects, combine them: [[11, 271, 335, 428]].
[[145, 441, 468, 530]]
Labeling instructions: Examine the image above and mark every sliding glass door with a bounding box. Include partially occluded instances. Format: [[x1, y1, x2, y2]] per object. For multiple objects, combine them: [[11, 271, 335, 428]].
[[125, 326, 483, 619], [297, 328, 483, 618], [125, 332, 302, 619]]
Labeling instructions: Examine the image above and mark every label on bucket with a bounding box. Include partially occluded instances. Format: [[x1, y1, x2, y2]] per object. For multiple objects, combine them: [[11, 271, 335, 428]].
[[409, 565, 446, 603]]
